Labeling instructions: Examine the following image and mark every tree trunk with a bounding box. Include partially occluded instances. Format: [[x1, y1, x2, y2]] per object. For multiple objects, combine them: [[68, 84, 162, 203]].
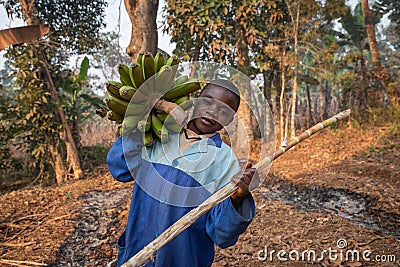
[[189, 39, 201, 79], [279, 51, 286, 144], [360, 0, 385, 75], [124, 0, 159, 60], [262, 71, 271, 102], [360, 0, 395, 105], [49, 142, 66, 184], [19, 0, 83, 181], [306, 84, 314, 128], [289, 2, 299, 139], [324, 80, 330, 118], [318, 77, 324, 121]]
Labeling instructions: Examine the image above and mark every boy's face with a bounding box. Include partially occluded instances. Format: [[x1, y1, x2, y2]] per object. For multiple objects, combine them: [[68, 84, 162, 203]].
[[188, 85, 238, 135]]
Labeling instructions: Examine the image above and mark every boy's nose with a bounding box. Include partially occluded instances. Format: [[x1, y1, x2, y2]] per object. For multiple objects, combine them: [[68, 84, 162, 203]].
[[205, 109, 218, 120]]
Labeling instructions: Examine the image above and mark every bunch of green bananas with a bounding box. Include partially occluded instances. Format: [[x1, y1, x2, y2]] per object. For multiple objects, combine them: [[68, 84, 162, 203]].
[[103, 52, 201, 146]]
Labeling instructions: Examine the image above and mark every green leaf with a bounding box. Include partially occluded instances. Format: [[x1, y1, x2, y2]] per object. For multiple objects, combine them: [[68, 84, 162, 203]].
[[79, 56, 90, 82]]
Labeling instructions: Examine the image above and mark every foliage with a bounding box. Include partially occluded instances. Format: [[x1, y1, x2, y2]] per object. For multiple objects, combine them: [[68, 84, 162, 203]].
[[162, 0, 235, 64], [0, 0, 107, 183], [1, 43, 59, 182], [59, 57, 104, 147]]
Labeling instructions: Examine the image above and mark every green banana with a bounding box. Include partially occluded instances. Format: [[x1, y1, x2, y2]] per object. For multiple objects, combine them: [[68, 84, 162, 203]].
[[164, 122, 182, 133], [125, 102, 148, 117], [119, 85, 136, 101], [137, 115, 151, 133], [129, 62, 145, 89], [151, 113, 169, 143], [162, 80, 201, 101], [106, 81, 123, 98], [105, 93, 128, 116], [164, 115, 182, 133], [155, 66, 175, 95], [154, 52, 165, 73], [136, 52, 145, 67], [142, 52, 155, 80], [160, 126, 169, 143], [173, 75, 189, 87], [118, 63, 134, 87], [120, 115, 142, 135], [143, 130, 154, 146], [165, 55, 179, 67], [174, 95, 189, 105], [105, 93, 148, 116], [129, 88, 150, 104], [106, 110, 123, 124], [156, 112, 168, 122]]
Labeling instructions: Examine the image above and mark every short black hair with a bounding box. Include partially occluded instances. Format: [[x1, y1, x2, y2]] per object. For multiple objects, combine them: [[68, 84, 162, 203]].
[[200, 79, 240, 111]]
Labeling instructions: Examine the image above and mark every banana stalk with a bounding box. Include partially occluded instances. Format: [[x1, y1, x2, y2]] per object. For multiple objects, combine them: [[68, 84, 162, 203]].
[[121, 109, 352, 267], [153, 99, 187, 128]]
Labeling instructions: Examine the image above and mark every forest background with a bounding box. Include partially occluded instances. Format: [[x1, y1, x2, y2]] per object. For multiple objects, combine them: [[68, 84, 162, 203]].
[[0, 0, 398, 185]]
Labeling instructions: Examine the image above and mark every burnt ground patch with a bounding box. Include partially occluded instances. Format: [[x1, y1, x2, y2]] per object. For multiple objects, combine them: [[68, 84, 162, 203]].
[[261, 175, 399, 240]]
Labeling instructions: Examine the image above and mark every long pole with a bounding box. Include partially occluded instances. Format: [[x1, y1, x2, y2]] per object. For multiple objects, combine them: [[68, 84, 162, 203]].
[[122, 109, 351, 267]]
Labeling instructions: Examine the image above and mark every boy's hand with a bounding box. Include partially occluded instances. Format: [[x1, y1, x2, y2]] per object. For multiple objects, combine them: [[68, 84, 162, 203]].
[[230, 162, 257, 208]]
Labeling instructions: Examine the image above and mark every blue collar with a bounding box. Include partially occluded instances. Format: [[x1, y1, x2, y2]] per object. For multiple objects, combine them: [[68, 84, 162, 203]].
[[207, 133, 222, 148]]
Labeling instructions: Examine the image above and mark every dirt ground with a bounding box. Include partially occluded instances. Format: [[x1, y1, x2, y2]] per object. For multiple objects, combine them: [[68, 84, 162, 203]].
[[0, 125, 399, 267]]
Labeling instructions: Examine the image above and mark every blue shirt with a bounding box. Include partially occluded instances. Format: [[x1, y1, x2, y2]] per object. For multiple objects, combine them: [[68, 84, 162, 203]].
[[107, 129, 255, 267]]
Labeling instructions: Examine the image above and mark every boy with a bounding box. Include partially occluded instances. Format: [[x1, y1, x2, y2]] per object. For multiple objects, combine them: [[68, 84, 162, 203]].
[[107, 79, 256, 266]]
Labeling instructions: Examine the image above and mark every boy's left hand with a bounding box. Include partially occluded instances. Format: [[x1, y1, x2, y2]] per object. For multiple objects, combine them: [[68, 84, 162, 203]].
[[230, 162, 257, 208]]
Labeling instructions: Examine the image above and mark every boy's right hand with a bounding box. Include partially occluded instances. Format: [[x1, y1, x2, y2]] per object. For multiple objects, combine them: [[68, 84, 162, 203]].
[[230, 162, 257, 208]]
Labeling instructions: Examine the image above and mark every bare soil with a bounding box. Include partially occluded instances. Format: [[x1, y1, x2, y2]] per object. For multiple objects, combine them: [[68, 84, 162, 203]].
[[1, 126, 399, 267]]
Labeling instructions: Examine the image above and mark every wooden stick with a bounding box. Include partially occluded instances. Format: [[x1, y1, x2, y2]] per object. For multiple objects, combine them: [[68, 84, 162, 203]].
[[122, 109, 351, 267], [153, 99, 187, 127]]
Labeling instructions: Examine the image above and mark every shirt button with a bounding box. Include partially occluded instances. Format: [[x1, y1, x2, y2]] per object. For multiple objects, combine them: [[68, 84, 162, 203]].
[[172, 159, 178, 167], [160, 196, 166, 203]]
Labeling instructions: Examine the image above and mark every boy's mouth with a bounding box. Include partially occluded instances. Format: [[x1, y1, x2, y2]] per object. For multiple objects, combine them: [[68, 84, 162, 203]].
[[200, 117, 215, 127]]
